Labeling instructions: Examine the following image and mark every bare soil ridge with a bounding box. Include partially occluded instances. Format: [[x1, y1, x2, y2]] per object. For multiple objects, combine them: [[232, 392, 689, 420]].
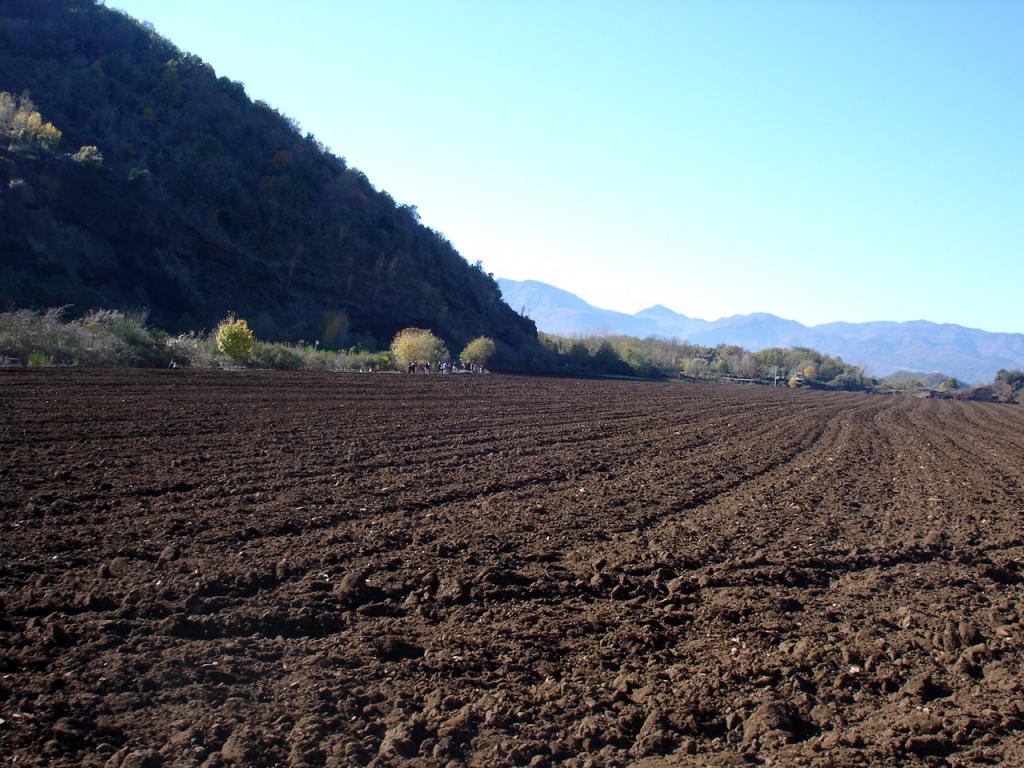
[[1, 370, 1022, 766]]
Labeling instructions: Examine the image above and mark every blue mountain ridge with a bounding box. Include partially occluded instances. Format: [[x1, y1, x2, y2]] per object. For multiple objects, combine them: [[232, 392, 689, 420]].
[[498, 278, 1024, 384]]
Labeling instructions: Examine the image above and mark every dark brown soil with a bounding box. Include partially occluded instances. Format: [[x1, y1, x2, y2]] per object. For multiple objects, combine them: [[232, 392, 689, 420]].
[[2, 369, 1023, 767]]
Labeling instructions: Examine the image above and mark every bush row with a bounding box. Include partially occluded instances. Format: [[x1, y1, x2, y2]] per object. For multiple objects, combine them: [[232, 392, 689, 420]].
[[0, 308, 393, 371]]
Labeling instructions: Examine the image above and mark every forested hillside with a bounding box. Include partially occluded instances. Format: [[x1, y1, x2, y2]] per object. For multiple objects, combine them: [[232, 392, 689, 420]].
[[0, 0, 539, 362]]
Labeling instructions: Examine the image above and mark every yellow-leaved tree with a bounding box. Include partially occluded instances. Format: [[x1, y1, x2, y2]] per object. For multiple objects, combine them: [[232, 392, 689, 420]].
[[0, 92, 62, 150], [215, 315, 255, 363], [390, 328, 448, 367], [460, 336, 496, 369]]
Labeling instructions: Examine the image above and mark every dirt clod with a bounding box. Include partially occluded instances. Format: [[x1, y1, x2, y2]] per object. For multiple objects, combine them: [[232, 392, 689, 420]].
[[905, 733, 954, 757]]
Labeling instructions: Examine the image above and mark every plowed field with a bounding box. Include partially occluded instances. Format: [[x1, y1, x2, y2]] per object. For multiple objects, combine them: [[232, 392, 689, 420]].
[[2, 370, 1023, 767]]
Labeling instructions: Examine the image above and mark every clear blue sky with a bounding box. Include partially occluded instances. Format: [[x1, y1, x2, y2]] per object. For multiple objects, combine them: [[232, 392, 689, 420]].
[[112, 0, 1023, 332]]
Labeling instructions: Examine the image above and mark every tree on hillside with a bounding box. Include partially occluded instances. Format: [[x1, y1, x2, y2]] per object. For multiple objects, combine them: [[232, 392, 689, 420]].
[[0, 91, 62, 150], [72, 145, 103, 166], [0, 91, 13, 127], [460, 336, 496, 369], [391, 328, 448, 367]]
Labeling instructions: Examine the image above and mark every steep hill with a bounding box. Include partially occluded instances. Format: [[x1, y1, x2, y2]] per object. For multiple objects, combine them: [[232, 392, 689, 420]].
[[499, 278, 1024, 383], [0, 0, 539, 362]]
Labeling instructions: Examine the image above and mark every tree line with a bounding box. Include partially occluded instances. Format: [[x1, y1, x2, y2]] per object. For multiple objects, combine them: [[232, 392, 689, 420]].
[[954, 369, 1024, 404], [3, 307, 1020, 404], [538, 333, 867, 389], [0, 308, 497, 373]]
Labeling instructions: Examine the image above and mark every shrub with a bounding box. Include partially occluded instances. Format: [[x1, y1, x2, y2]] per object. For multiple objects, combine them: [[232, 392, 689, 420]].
[[346, 349, 393, 372], [0, 307, 63, 361], [298, 345, 337, 372], [460, 336, 496, 369], [72, 145, 103, 166], [215, 315, 255, 363], [28, 350, 52, 367], [829, 372, 864, 391], [128, 167, 151, 187], [390, 328, 448, 367], [0, 307, 90, 365], [79, 308, 172, 367], [251, 341, 304, 371], [166, 333, 217, 368]]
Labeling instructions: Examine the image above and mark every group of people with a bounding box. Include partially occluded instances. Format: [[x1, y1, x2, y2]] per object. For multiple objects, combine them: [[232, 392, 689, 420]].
[[406, 361, 482, 374]]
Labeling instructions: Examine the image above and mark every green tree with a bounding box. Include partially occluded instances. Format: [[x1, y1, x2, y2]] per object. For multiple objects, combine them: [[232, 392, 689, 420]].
[[566, 340, 593, 368], [995, 369, 1024, 391], [390, 328, 448, 367], [460, 336, 496, 369]]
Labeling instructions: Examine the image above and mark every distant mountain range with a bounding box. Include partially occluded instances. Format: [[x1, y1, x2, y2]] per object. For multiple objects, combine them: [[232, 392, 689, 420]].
[[498, 279, 1024, 384]]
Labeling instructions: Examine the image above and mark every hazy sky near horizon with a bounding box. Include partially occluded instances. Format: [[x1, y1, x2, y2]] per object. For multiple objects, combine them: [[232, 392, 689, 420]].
[[112, 0, 1023, 333]]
